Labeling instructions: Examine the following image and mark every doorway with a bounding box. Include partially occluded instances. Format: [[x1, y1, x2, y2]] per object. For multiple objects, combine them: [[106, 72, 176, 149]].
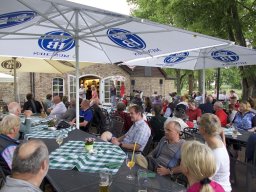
[[79, 75, 100, 100]]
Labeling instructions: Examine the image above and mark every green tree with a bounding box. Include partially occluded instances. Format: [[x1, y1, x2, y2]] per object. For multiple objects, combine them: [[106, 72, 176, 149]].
[[128, 0, 256, 99]]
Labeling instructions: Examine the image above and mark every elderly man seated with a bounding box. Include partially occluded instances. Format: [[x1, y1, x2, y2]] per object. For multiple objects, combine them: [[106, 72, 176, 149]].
[[102, 105, 151, 152], [48, 95, 67, 120], [8, 102, 32, 136], [1, 139, 49, 192], [213, 101, 228, 127], [0, 115, 21, 176], [136, 119, 185, 176]]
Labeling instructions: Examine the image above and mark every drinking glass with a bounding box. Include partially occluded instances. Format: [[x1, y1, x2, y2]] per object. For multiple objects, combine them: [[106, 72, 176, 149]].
[[99, 172, 112, 192], [126, 155, 135, 180], [56, 132, 64, 146], [232, 126, 238, 139], [137, 169, 148, 192]]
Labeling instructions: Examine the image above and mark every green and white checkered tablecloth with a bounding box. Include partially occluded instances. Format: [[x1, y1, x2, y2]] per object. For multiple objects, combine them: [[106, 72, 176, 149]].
[[49, 141, 126, 174], [25, 126, 76, 139]]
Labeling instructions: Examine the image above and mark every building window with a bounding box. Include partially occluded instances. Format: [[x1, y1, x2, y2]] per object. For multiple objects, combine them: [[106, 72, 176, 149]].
[[52, 78, 64, 97]]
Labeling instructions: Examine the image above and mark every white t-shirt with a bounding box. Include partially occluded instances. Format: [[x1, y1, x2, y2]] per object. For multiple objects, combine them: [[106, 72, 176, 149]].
[[212, 146, 232, 192]]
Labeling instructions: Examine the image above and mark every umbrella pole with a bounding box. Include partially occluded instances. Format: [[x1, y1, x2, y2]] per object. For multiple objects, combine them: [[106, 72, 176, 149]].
[[75, 10, 80, 130], [13, 57, 17, 102], [202, 54, 206, 103]]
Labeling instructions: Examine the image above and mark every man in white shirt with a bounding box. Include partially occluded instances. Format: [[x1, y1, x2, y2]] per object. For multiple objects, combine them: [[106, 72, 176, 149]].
[[47, 95, 67, 120]]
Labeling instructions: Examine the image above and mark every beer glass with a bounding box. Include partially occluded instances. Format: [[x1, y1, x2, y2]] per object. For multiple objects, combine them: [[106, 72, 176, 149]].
[[126, 155, 135, 180], [99, 172, 111, 192]]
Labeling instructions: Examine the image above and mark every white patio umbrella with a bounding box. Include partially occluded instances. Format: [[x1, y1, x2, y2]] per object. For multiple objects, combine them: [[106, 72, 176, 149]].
[[124, 44, 256, 102], [0, 73, 14, 82], [0, 0, 232, 128], [0, 57, 95, 101]]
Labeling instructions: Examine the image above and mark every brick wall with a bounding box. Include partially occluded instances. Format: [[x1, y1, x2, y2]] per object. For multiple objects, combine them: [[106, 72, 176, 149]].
[[0, 64, 175, 103]]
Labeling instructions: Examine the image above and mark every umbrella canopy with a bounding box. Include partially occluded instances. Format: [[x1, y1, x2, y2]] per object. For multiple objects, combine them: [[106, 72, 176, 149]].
[[0, 0, 232, 63], [124, 44, 256, 102], [123, 44, 256, 70], [0, 57, 95, 74], [0, 73, 14, 82], [0, 0, 232, 128]]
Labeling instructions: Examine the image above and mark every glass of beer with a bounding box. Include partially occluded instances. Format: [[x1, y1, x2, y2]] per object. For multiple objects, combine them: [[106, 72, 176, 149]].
[[99, 172, 111, 192], [126, 155, 135, 180]]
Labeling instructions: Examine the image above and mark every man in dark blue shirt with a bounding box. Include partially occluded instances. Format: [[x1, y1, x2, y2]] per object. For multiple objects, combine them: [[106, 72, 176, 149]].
[[199, 95, 214, 114]]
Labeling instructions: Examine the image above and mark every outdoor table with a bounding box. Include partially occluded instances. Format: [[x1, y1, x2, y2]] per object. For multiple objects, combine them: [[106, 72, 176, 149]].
[[224, 128, 254, 147], [41, 129, 186, 192]]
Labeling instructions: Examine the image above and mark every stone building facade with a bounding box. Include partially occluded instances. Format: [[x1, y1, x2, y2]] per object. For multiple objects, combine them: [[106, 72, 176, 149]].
[[0, 64, 175, 105]]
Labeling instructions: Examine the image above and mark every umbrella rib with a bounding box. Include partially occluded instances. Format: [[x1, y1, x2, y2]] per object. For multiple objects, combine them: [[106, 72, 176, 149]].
[[80, 10, 107, 29], [79, 13, 113, 63], [18, 0, 75, 36], [81, 38, 153, 57], [51, 3, 76, 31], [43, 59, 64, 74]]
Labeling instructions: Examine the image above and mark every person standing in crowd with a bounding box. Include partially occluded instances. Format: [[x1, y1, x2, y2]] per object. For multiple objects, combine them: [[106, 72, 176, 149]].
[[213, 101, 228, 127], [91, 85, 98, 100], [23, 93, 42, 114], [181, 140, 224, 192], [47, 95, 67, 120], [79, 84, 86, 99], [120, 82, 125, 98], [229, 90, 239, 101], [199, 95, 214, 114], [0, 115, 20, 176], [1, 139, 49, 192], [199, 113, 232, 192], [110, 84, 117, 108]]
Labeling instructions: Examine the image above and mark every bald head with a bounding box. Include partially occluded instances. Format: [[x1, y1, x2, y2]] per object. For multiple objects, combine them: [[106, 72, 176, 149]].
[[12, 140, 49, 174], [8, 102, 21, 115]]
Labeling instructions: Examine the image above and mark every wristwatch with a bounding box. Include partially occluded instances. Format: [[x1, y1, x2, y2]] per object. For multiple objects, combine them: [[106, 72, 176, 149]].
[[119, 142, 123, 147], [169, 169, 174, 176]]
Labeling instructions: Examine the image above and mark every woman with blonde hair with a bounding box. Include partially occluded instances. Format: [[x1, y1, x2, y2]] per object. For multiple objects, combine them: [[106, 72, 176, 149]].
[[181, 140, 224, 192], [0, 115, 20, 175], [199, 113, 231, 192], [231, 101, 256, 131]]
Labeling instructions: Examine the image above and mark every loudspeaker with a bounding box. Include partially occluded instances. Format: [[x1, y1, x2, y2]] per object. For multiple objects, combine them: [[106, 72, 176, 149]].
[[131, 80, 135, 86], [159, 79, 163, 85]]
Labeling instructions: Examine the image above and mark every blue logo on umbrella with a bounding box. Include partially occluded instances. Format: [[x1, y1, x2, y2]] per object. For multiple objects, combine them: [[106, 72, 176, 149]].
[[164, 52, 189, 64], [107, 28, 146, 50], [38, 31, 75, 52], [211, 50, 239, 62], [0, 11, 37, 29]]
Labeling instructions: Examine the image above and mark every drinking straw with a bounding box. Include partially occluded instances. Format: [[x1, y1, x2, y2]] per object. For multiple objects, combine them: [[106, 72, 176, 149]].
[[131, 142, 136, 162]]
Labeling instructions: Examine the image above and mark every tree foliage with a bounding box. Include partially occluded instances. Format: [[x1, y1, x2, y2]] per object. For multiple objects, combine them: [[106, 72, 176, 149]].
[[128, 0, 256, 99]]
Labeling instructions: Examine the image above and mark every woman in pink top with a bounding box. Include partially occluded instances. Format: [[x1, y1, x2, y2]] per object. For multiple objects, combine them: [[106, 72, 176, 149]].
[[91, 85, 98, 100], [181, 141, 224, 192]]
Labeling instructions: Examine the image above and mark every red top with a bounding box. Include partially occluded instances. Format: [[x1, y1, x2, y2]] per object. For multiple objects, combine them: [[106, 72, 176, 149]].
[[186, 108, 202, 122], [120, 85, 125, 97], [215, 109, 228, 127], [187, 181, 224, 192], [186, 121, 194, 128]]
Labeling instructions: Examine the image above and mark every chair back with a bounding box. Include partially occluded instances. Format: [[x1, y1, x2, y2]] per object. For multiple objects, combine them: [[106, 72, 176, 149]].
[[109, 116, 124, 138], [142, 135, 153, 156], [0, 166, 6, 189]]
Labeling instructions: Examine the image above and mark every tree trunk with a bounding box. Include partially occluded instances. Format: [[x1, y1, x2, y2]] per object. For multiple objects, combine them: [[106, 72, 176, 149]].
[[188, 73, 194, 95], [198, 70, 203, 94], [175, 69, 181, 95]]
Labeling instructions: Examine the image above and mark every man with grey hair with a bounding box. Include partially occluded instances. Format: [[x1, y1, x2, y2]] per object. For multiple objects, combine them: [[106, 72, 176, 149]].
[[1, 139, 49, 192], [136, 119, 185, 176], [213, 101, 228, 127], [8, 102, 32, 136]]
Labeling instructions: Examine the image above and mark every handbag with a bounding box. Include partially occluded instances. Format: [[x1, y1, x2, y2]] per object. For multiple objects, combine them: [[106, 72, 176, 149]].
[[56, 120, 70, 130]]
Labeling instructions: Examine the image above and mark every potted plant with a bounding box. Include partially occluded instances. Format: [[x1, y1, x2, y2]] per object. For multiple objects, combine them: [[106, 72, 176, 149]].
[[84, 138, 95, 152]]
